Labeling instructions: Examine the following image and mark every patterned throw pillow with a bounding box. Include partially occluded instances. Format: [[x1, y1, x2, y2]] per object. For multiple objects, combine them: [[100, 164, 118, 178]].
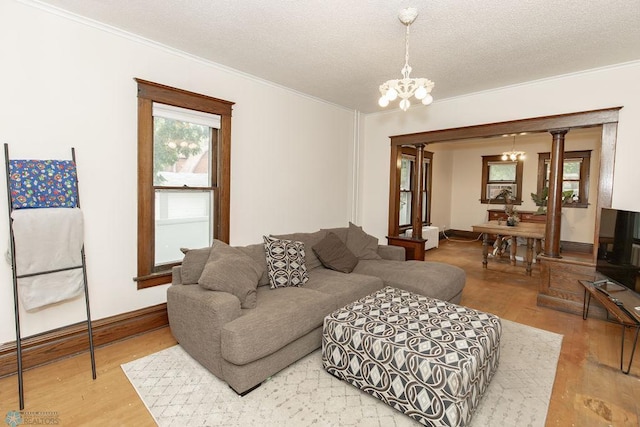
[[263, 236, 309, 288]]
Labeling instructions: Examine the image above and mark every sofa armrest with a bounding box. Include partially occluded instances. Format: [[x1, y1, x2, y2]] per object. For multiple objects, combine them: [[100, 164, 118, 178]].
[[172, 265, 183, 285], [377, 244, 405, 261], [167, 284, 242, 379]]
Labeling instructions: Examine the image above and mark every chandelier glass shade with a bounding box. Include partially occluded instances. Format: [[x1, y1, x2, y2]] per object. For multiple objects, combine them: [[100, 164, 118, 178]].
[[378, 8, 434, 111], [502, 136, 525, 161]]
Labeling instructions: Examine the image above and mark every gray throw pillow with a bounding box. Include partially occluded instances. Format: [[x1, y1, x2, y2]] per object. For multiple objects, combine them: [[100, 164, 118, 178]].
[[346, 222, 382, 260], [263, 236, 309, 288], [180, 246, 211, 285], [198, 240, 260, 309], [271, 230, 326, 270], [236, 244, 271, 287], [321, 227, 348, 243], [312, 232, 359, 273]]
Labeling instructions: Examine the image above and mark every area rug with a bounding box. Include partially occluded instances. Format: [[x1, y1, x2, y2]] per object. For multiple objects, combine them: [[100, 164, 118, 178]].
[[122, 319, 562, 426]]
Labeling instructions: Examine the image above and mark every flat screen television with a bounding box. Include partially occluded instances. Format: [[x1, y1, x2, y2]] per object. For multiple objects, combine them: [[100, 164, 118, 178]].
[[596, 207, 640, 293]]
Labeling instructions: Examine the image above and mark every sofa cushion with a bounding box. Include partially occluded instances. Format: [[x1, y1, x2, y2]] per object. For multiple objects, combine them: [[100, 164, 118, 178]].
[[312, 232, 359, 273], [179, 246, 211, 285], [263, 236, 309, 288], [198, 240, 261, 309], [304, 268, 384, 309], [353, 259, 466, 302], [271, 230, 327, 270], [346, 222, 382, 260], [236, 243, 270, 287], [321, 227, 348, 243], [221, 286, 334, 365]]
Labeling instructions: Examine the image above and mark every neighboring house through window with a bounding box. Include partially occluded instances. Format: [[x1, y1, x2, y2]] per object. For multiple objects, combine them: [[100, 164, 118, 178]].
[[135, 79, 233, 289]]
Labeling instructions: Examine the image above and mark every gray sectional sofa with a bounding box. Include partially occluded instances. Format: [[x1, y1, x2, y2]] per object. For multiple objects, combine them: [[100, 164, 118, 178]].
[[167, 224, 465, 395]]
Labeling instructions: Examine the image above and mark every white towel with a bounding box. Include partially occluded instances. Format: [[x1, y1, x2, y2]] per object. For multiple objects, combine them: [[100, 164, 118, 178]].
[[10, 208, 85, 311]]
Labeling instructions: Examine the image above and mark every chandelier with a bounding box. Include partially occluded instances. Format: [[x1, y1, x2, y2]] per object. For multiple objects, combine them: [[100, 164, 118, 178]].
[[501, 135, 525, 161], [378, 8, 434, 111]]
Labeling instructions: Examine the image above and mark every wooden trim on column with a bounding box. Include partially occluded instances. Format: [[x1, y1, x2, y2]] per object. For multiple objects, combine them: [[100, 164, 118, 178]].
[[0, 304, 169, 378], [388, 144, 401, 237], [592, 122, 618, 263], [411, 145, 425, 239], [598, 123, 617, 208], [544, 129, 568, 258]]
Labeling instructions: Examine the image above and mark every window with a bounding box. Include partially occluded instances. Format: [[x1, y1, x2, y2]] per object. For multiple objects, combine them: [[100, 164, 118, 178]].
[[135, 79, 233, 289], [536, 150, 591, 208], [480, 155, 523, 204], [153, 104, 218, 265], [398, 148, 432, 231]]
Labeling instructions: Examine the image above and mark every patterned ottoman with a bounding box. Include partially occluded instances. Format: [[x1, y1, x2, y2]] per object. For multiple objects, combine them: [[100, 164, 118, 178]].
[[322, 286, 501, 427]]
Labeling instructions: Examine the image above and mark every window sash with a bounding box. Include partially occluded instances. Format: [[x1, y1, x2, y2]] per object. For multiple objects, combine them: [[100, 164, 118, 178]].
[[154, 189, 214, 266], [487, 161, 517, 182]]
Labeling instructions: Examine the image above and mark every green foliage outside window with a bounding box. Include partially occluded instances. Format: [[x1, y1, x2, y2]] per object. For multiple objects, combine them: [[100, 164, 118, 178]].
[[488, 162, 516, 181], [153, 117, 208, 185]]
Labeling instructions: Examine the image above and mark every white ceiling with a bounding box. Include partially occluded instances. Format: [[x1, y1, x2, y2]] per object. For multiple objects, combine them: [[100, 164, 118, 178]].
[[36, 0, 640, 113]]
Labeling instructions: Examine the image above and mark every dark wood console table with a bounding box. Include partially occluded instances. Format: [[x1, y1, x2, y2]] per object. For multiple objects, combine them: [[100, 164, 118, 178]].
[[580, 280, 640, 374], [487, 209, 547, 224], [386, 235, 426, 261]]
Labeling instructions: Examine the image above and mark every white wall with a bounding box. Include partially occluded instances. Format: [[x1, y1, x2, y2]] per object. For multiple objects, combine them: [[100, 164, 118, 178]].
[[360, 61, 640, 243], [0, 1, 355, 342]]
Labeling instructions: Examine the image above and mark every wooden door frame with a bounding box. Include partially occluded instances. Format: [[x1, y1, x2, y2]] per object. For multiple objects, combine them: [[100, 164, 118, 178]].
[[388, 107, 621, 263]]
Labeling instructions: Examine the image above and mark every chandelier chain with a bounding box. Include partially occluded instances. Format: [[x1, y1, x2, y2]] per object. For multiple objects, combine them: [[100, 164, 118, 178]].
[[378, 8, 434, 111], [403, 25, 411, 78]]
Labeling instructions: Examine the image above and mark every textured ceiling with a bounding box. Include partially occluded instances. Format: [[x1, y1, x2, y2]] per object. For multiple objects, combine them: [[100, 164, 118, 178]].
[[35, 0, 640, 113]]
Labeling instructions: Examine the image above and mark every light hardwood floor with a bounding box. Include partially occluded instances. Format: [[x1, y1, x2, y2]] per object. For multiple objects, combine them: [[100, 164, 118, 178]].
[[0, 239, 638, 426]]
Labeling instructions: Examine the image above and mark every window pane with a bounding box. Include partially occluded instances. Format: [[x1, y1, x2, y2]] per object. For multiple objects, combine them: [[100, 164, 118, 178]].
[[563, 160, 581, 180], [545, 159, 582, 181], [562, 181, 580, 197], [153, 117, 213, 187], [423, 162, 430, 188], [399, 192, 411, 226], [155, 190, 212, 265], [488, 162, 516, 181], [400, 158, 412, 191], [422, 192, 428, 222]]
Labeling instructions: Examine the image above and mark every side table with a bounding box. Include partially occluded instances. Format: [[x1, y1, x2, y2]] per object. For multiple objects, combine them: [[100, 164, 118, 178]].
[[385, 235, 426, 261], [580, 280, 640, 374]]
